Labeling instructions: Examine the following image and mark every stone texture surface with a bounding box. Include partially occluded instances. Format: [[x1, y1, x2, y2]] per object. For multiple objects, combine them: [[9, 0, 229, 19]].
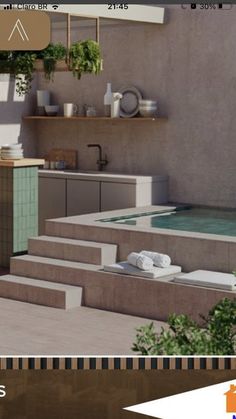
[[0, 274, 83, 309], [35, 9, 236, 208], [10, 254, 236, 322], [0, 297, 165, 355], [28, 235, 117, 265], [45, 216, 236, 273], [1, 8, 235, 208]]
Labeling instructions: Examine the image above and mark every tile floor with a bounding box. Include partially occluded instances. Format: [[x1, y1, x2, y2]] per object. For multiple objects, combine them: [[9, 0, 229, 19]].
[[0, 297, 166, 355]]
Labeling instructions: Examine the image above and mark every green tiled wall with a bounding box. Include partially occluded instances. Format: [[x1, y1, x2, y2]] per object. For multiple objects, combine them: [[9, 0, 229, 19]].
[[0, 166, 38, 267]]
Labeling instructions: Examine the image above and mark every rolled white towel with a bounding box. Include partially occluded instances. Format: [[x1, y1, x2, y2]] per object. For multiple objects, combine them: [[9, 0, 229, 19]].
[[127, 252, 153, 271], [140, 250, 171, 268]]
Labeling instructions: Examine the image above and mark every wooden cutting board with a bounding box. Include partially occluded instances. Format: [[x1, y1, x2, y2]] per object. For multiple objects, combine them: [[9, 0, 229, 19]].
[[47, 149, 78, 169]]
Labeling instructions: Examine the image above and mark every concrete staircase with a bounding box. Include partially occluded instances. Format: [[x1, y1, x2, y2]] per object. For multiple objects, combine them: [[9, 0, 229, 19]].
[[0, 233, 118, 310], [1, 217, 235, 321], [28, 236, 117, 265]]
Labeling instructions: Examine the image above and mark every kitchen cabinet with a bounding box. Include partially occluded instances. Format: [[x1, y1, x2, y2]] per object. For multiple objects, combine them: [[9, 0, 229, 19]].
[[67, 179, 100, 216], [101, 182, 136, 211], [39, 177, 66, 234], [39, 171, 168, 232]]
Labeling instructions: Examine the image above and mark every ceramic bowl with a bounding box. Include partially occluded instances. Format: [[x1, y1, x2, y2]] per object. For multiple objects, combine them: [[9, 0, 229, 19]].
[[2, 143, 22, 150], [139, 108, 157, 117], [139, 99, 157, 107], [139, 105, 157, 110], [45, 105, 59, 116]]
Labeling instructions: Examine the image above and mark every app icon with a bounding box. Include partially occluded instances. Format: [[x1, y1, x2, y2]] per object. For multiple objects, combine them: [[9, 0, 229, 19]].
[[225, 384, 236, 413], [0, 11, 50, 50]]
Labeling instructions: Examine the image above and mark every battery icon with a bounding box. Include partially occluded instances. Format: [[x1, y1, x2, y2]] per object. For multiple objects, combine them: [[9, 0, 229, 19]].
[[218, 3, 233, 9]]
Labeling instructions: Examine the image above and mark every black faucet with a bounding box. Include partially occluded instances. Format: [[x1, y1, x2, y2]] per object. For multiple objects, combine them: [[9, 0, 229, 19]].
[[87, 144, 108, 172]]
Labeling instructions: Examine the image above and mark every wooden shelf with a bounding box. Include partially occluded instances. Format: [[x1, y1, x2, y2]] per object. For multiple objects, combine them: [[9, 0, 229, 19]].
[[23, 116, 167, 121]]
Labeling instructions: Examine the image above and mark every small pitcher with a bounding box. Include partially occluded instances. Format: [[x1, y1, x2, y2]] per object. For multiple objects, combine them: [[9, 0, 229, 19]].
[[111, 93, 123, 118]]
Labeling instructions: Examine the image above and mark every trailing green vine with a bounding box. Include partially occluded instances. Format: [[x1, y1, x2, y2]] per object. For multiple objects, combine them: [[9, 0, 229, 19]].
[[0, 39, 102, 95], [37, 43, 67, 81]]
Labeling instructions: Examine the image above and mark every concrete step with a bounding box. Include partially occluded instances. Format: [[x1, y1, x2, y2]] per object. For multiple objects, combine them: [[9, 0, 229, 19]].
[[0, 274, 83, 309], [10, 254, 236, 324], [11, 255, 102, 286], [28, 236, 117, 265]]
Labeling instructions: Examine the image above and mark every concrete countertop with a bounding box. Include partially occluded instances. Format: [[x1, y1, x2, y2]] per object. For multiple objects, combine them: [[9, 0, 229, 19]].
[[0, 159, 45, 168], [38, 169, 168, 184]]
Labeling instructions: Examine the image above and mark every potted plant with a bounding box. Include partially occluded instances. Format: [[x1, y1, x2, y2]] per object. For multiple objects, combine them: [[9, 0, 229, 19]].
[[0, 51, 37, 95], [34, 43, 67, 80], [0, 51, 37, 96], [0, 39, 102, 96], [69, 39, 102, 79], [13, 51, 37, 96]]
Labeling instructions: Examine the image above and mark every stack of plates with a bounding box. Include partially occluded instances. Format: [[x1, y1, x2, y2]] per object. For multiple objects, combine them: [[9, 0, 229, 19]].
[[139, 100, 158, 117], [1, 144, 24, 160]]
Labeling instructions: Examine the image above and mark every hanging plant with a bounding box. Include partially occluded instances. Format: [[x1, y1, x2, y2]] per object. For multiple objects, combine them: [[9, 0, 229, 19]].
[[12, 51, 37, 96], [36, 43, 67, 81], [69, 40, 102, 79], [0, 40, 102, 96]]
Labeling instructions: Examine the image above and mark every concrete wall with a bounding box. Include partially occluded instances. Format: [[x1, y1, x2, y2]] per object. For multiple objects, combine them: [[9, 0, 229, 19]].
[[2, 7, 236, 207], [0, 74, 37, 156]]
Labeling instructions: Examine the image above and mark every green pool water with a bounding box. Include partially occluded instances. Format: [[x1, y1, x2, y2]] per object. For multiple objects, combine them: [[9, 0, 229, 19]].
[[101, 207, 236, 237]]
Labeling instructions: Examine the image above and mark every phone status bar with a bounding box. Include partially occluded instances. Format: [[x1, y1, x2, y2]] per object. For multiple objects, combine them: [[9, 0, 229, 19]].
[[0, 1, 234, 6]]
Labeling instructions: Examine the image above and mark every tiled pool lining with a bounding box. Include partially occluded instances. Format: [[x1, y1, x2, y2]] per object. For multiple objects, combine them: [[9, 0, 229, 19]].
[[45, 205, 236, 273], [100, 206, 236, 237]]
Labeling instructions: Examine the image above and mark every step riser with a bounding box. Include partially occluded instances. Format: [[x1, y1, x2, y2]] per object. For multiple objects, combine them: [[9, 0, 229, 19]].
[[0, 279, 82, 309], [45, 221, 97, 241], [10, 258, 236, 322], [45, 219, 236, 274], [28, 238, 117, 265]]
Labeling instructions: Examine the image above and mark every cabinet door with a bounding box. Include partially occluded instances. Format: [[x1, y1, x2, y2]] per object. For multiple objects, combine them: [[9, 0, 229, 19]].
[[101, 182, 136, 211], [67, 179, 100, 216], [39, 177, 66, 234]]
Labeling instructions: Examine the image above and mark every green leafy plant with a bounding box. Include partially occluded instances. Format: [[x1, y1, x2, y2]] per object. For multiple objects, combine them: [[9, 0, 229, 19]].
[[0, 51, 37, 95], [12, 51, 37, 96], [36, 43, 67, 81], [69, 39, 102, 79], [132, 298, 236, 355], [0, 39, 102, 95]]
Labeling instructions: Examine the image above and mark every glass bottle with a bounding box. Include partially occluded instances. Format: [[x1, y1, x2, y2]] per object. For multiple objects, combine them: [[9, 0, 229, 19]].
[[104, 83, 112, 117]]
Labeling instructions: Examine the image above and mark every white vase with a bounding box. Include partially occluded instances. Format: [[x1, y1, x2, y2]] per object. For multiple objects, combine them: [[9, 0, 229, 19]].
[[37, 90, 50, 107], [104, 83, 112, 117], [111, 92, 123, 118]]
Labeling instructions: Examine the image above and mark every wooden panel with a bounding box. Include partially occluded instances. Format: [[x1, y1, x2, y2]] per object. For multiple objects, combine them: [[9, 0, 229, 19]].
[[23, 116, 165, 121], [0, 357, 234, 370]]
